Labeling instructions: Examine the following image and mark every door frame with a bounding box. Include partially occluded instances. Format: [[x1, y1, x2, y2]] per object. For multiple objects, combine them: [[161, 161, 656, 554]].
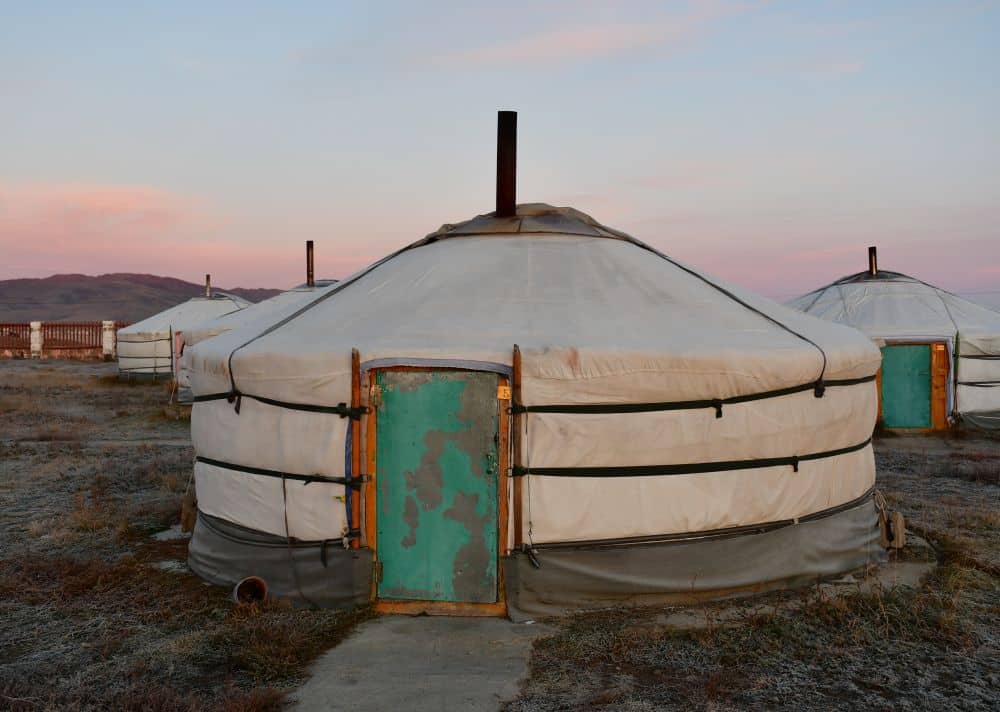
[[876, 340, 950, 432], [362, 366, 510, 616]]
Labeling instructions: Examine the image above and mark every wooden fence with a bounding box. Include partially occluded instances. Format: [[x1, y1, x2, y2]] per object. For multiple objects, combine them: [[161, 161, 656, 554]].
[[41, 322, 105, 349], [0, 321, 130, 359], [0, 323, 31, 349]]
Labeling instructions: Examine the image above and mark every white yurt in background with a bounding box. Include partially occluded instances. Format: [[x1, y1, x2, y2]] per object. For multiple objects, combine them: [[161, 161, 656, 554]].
[[185, 113, 884, 618], [117, 277, 250, 380], [175, 243, 337, 400], [789, 248, 1000, 430]]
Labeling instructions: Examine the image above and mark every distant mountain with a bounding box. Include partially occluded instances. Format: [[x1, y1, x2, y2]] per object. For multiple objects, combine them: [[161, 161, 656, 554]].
[[0, 273, 281, 323]]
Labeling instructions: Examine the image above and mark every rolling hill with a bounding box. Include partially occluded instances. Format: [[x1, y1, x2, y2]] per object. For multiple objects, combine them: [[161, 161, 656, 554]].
[[0, 273, 281, 323]]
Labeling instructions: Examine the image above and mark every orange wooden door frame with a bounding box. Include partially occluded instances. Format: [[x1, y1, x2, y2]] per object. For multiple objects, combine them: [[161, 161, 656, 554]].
[[362, 365, 510, 616], [876, 340, 950, 432]]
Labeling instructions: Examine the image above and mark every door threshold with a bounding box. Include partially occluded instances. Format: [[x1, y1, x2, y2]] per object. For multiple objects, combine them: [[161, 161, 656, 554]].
[[375, 599, 508, 617]]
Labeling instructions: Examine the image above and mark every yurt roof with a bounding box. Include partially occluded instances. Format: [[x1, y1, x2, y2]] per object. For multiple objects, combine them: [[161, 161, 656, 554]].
[[182, 281, 338, 348], [788, 269, 1000, 343], [189, 203, 879, 406], [120, 292, 251, 337]]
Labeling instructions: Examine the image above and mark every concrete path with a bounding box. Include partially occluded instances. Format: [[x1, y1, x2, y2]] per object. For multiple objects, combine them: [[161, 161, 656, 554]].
[[292, 616, 551, 712]]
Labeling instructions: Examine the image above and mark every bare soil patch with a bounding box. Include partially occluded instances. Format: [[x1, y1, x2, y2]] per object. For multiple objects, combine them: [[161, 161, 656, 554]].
[[0, 360, 370, 711]]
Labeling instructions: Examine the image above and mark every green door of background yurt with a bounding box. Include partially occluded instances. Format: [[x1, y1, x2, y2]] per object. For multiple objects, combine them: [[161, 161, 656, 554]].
[[880, 345, 932, 428], [375, 370, 499, 603]]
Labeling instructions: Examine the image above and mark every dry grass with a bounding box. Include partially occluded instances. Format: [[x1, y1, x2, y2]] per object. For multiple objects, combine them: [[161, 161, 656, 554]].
[[507, 434, 1000, 711], [0, 360, 368, 710]]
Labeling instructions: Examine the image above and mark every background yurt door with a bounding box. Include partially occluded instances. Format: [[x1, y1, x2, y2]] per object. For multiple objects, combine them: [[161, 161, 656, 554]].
[[374, 370, 500, 604], [880, 344, 932, 428]]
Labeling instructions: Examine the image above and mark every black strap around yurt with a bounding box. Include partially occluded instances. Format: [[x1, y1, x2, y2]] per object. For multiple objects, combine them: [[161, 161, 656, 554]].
[[195, 455, 364, 488], [512, 437, 871, 478], [958, 355, 1000, 360], [192, 391, 367, 418], [512, 375, 874, 417], [957, 380, 1000, 387]]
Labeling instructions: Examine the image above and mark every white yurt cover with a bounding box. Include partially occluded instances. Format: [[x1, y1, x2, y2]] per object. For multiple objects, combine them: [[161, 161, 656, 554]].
[[187, 205, 883, 615], [176, 281, 337, 391], [117, 293, 250, 376], [789, 271, 1000, 428]]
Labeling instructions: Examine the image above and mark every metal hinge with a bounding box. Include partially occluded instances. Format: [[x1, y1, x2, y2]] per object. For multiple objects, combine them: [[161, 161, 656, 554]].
[[497, 385, 512, 400], [370, 384, 383, 408], [374, 560, 384, 583]]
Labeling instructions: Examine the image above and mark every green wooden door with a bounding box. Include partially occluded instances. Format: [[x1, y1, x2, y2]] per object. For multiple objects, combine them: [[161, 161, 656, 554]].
[[375, 370, 499, 603], [881, 345, 932, 428]]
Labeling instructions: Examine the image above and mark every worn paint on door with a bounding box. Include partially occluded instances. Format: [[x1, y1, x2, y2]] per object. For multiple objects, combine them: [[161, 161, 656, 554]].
[[375, 370, 499, 603], [881, 344, 932, 428]]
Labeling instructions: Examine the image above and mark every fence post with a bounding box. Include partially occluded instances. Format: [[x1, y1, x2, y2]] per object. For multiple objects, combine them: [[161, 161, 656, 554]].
[[102, 321, 116, 361], [30, 321, 43, 358]]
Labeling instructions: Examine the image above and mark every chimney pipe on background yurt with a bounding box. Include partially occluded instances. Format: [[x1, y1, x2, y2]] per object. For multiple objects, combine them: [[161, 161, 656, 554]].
[[496, 110, 517, 217], [868, 246, 878, 277], [306, 240, 315, 287], [205, 274, 211, 297]]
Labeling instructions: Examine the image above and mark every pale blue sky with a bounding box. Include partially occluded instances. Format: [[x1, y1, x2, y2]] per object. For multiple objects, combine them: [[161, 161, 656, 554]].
[[1, 1, 997, 299]]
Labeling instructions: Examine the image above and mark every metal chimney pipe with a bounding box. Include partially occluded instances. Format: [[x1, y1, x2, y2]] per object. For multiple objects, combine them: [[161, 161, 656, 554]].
[[205, 274, 211, 297], [496, 110, 517, 217], [306, 240, 315, 287], [868, 246, 878, 277]]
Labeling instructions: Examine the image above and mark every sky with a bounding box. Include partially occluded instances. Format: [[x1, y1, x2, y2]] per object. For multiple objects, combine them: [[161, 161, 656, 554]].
[[1, 0, 998, 300]]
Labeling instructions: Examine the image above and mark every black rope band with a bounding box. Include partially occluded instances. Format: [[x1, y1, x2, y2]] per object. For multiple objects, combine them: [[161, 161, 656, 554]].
[[958, 354, 1000, 360], [526, 486, 876, 550], [957, 380, 1000, 387], [193, 391, 368, 419], [512, 437, 871, 478], [196, 455, 364, 487], [511, 375, 874, 416]]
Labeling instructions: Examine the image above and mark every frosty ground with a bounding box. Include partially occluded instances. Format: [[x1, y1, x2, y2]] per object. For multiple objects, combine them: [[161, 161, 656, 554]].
[[1, 360, 997, 710]]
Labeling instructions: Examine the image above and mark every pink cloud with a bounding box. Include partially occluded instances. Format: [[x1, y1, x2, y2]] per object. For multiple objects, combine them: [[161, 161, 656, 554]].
[[0, 183, 379, 288], [0, 183, 213, 249], [432, 1, 747, 67]]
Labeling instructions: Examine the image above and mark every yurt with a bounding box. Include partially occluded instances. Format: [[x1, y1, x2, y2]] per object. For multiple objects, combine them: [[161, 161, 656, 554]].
[[175, 243, 337, 400], [186, 113, 883, 618], [789, 248, 1000, 430], [117, 277, 250, 380]]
